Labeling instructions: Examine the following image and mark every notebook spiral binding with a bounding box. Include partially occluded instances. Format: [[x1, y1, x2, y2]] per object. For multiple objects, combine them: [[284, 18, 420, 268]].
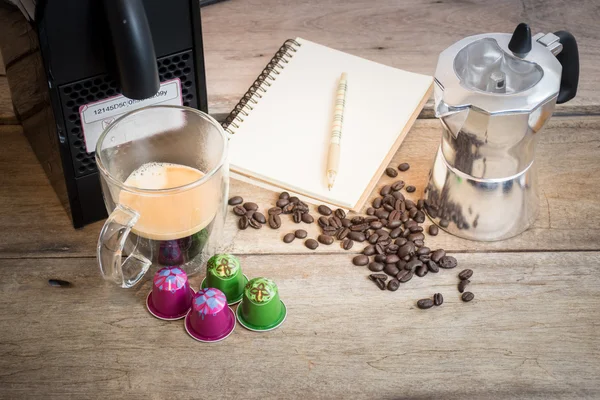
[[222, 39, 302, 134]]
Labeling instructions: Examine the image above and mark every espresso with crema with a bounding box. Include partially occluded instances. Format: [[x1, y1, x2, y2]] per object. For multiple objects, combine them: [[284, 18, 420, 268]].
[[119, 162, 219, 265]]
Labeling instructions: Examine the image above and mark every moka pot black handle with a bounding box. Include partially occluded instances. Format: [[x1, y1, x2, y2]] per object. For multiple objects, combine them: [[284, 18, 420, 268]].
[[554, 30, 579, 104]]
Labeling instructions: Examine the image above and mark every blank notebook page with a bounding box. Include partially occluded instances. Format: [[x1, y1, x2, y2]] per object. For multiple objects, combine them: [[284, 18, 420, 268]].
[[228, 37, 433, 209]]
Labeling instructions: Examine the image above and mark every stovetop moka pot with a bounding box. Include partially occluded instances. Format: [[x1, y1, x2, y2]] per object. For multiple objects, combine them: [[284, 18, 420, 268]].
[[425, 23, 579, 241]]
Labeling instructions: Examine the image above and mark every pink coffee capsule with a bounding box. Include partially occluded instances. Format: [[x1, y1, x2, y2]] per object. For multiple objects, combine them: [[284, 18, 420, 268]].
[[146, 266, 194, 320], [185, 288, 236, 342]]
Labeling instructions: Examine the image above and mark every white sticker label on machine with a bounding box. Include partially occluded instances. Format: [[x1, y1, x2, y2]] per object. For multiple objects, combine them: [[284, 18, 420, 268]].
[[79, 79, 183, 153]]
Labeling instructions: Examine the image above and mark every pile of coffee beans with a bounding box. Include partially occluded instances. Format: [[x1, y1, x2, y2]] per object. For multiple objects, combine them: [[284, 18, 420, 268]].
[[272, 192, 315, 225], [229, 198, 268, 230]]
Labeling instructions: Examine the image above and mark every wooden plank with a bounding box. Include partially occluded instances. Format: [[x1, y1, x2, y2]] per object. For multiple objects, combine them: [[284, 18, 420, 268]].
[[201, 0, 600, 118], [0, 116, 599, 258], [0, 252, 598, 399], [0, 76, 16, 124], [0, 49, 5, 75]]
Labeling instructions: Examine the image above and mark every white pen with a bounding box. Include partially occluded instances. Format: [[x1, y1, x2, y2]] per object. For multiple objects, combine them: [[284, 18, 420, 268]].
[[327, 72, 348, 190]]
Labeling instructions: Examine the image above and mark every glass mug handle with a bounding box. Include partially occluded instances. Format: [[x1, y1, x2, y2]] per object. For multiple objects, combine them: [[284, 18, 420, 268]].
[[97, 204, 152, 288]]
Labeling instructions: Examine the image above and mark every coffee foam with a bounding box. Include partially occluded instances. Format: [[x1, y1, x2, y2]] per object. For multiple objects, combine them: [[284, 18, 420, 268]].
[[119, 162, 220, 240]]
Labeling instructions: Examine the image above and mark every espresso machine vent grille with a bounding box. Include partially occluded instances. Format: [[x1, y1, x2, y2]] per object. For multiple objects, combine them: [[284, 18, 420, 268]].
[[58, 49, 198, 178]]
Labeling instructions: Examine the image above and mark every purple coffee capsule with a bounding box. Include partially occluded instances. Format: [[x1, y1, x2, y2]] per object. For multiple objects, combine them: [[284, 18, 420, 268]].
[[146, 266, 194, 320], [184, 288, 236, 343]]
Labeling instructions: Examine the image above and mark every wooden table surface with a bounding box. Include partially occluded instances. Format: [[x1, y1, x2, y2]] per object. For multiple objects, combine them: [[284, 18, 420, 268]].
[[1, 1, 600, 399]]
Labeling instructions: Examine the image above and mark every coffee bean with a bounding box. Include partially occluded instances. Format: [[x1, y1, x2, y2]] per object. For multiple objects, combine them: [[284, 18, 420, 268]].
[[395, 269, 409, 281], [276, 198, 289, 208], [318, 216, 329, 228], [334, 208, 346, 219], [329, 216, 342, 229], [370, 221, 383, 230], [316, 234, 333, 245], [267, 214, 281, 229], [406, 258, 423, 271], [279, 192, 290, 200], [384, 264, 400, 276], [374, 254, 386, 263], [400, 213, 410, 223], [338, 227, 350, 240], [292, 229, 306, 239], [283, 203, 295, 214], [249, 218, 262, 229], [402, 229, 411, 239], [305, 239, 319, 250], [293, 211, 302, 223], [387, 279, 400, 291], [458, 279, 470, 293], [351, 223, 370, 232], [408, 232, 425, 242], [289, 196, 300, 204], [462, 292, 475, 302], [244, 202, 258, 211], [380, 185, 392, 196], [391, 181, 405, 191], [433, 293, 443, 306], [439, 255, 458, 269], [385, 167, 398, 178], [409, 225, 423, 233], [415, 265, 428, 277], [417, 199, 424, 210], [368, 234, 379, 244], [383, 195, 395, 205], [393, 191, 405, 201], [348, 232, 366, 242], [431, 249, 446, 263], [253, 212, 266, 224], [417, 247, 430, 256], [369, 262, 384, 272], [300, 213, 314, 224], [405, 219, 417, 228], [399, 270, 413, 283], [388, 220, 402, 229], [238, 216, 249, 230], [387, 244, 399, 253], [427, 260, 439, 273], [342, 239, 354, 250], [317, 205, 332, 216], [379, 238, 392, 247], [428, 225, 439, 236], [283, 233, 295, 243], [268, 207, 282, 216], [365, 216, 379, 223], [322, 226, 338, 236], [233, 205, 247, 216], [295, 204, 309, 213], [398, 163, 410, 172], [366, 207, 375, 216], [373, 277, 386, 290], [458, 269, 473, 280], [370, 273, 388, 281], [439, 219, 450, 228], [341, 218, 352, 227], [417, 298, 434, 309], [398, 242, 416, 258], [414, 211, 425, 223], [363, 245, 376, 256], [409, 208, 418, 219], [375, 209, 390, 219], [372, 198, 383, 209], [396, 259, 407, 269], [413, 239, 424, 248], [405, 186, 416, 193], [386, 228, 400, 239], [386, 254, 400, 264], [353, 255, 369, 266], [228, 196, 243, 206]]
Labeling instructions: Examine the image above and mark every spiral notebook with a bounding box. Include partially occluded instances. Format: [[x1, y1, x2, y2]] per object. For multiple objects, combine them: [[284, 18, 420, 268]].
[[223, 38, 433, 211]]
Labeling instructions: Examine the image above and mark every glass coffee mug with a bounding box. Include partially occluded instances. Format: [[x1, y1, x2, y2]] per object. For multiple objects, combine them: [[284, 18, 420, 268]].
[[96, 105, 228, 288]]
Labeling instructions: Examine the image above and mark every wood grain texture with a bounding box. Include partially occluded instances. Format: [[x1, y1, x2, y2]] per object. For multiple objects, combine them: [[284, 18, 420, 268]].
[[0, 116, 599, 258], [201, 0, 600, 117], [0, 76, 16, 124], [0, 253, 598, 399]]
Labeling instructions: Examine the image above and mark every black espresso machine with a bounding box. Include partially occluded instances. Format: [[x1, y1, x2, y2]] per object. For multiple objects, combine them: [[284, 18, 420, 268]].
[[1, 0, 209, 228]]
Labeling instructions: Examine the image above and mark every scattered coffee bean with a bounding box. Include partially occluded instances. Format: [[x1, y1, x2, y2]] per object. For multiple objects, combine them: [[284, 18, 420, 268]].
[[329, 216, 342, 229], [406, 258, 423, 271], [370, 221, 383, 230], [238, 216, 249, 230], [393, 191, 405, 201], [318, 234, 334, 245], [387, 279, 400, 291], [417, 298, 434, 309], [431, 249, 446, 263], [414, 211, 425, 223], [305, 239, 319, 250], [353, 255, 369, 266], [253, 212, 266, 224], [439, 219, 450, 228], [341, 218, 352, 227], [416, 199, 424, 210], [409, 225, 423, 233], [289, 196, 300, 204], [458, 269, 473, 280], [433, 293, 443, 306], [248, 218, 261, 229], [317, 205, 332, 216], [462, 292, 475, 302], [268, 207, 282, 216], [369, 262, 384, 272], [342, 239, 354, 250], [398, 242, 416, 258], [293, 211, 302, 223], [439, 255, 458, 269], [366, 207, 375, 216], [301, 213, 314, 224], [322, 226, 338, 236], [388, 219, 402, 229], [370, 273, 388, 281], [458, 279, 470, 293], [351, 223, 370, 232], [385, 167, 398, 178], [348, 232, 366, 242], [408, 232, 425, 242], [363, 245, 376, 256], [368, 234, 379, 244], [373, 277, 386, 290], [384, 264, 400, 276], [399, 270, 413, 283], [283, 233, 295, 243], [406, 186, 416, 193], [380, 185, 392, 196], [365, 216, 379, 223], [233, 205, 247, 216], [387, 244, 399, 253], [351, 216, 365, 224], [338, 227, 350, 240], [228, 196, 243, 206], [318, 216, 329, 228], [389, 227, 402, 239], [427, 260, 439, 273], [279, 192, 290, 200], [386, 254, 400, 264], [415, 265, 428, 277], [395, 269, 409, 281], [398, 163, 410, 172], [374, 254, 386, 263], [268, 214, 281, 229], [428, 225, 439, 236], [276, 198, 289, 208], [417, 246, 430, 256], [295, 229, 307, 239], [391, 181, 405, 191], [334, 208, 346, 219], [244, 202, 258, 211], [372, 198, 383, 209]]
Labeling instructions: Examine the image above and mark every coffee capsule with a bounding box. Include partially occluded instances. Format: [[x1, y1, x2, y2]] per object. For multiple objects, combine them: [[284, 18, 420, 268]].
[[185, 288, 236, 342], [146, 266, 194, 320], [236, 277, 286, 332], [201, 254, 248, 305]]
